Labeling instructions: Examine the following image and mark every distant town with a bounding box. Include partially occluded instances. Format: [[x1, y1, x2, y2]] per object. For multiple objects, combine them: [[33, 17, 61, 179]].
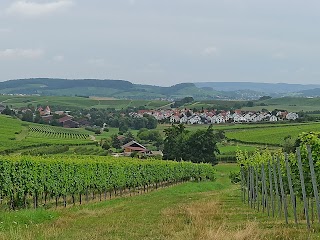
[[0, 102, 299, 129]]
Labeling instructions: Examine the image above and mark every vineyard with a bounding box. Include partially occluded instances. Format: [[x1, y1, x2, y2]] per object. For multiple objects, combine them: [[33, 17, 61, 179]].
[[28, 125, 89, 140], [0, 155, 215, 210], [237, 132, 320, 229]]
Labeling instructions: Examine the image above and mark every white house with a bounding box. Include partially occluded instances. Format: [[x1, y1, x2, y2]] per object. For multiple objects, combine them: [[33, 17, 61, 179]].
[[170, 115, 180, 123], [215, 116, 226, 124], [286, 112, 299, 120], [269, 115, 278, 122], [179, 115, 188, 124], [189, 115, 202, 124]]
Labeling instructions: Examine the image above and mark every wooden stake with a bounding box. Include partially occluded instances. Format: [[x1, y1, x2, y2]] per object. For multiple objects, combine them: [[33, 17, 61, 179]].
[[296, 147, 310, 229], [277, 156, 288, 224], [307, 145, 320, 223], [268, 161, 275, 217], [273, 159, 281, 217], [285, 153, 298, 225]]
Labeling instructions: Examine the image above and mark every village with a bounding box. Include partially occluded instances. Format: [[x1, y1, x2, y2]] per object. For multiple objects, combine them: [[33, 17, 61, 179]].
[[0, 102, 299, 129], [130, 109, 299, 125]]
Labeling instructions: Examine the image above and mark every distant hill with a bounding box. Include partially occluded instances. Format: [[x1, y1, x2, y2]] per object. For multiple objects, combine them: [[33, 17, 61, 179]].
[[298, 88, 320, 97], [2, 78, 320, 100], [194, 82, 320, 94], [0, 78, 229, 100]]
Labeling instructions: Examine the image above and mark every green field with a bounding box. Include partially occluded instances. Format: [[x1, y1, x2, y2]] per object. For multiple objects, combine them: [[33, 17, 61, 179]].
[[0, 115, 94, 153], [0, 164, 316, 240], [0, 95, 170, 110], [157, 122, 320, 146], [243, 96, 320, 112], [225, 122, 320, 145]]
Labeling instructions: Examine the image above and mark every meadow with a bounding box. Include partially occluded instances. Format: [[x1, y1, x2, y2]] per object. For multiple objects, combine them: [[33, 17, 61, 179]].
[[0, 95, 171, 110]]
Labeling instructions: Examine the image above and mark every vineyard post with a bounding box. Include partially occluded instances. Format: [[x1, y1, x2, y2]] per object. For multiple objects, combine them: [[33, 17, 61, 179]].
[[255, 167, 260, 212], [261, 165, 265, 213], [273, 160, 281, 217], [251, 167, 255, 209], [296, 147, 311, 229], [250, 166, 254, 208], [268, 161, 275, 217], [277, 156, 288, 224], [247, 167, 250, 206], [261, 164, 269, 216], [252, 167, 256, 209], [311, 198, 314, 224], [285, 153, 298, 225], [307, 145, 320, 223], [240, 165, 245, 203]]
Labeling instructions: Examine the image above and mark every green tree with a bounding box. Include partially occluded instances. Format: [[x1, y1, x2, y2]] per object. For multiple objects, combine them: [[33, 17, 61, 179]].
[[163, 124, 219, 164], [21, 110, 34, 122], [101, 139, 111, 150], [163, 124, 187, 161], [185, 126, 219, 164], [111, 134, 121, 149], [2, 106, 14, 116], [123, 131, 135, 144]]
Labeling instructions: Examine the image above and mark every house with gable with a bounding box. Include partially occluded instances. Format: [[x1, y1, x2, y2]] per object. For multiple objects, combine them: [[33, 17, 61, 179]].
[[121, 140, 151, 156], [269, 115, 278, 122], [188, 115, 202, 124], [286, 112, 299, 120]]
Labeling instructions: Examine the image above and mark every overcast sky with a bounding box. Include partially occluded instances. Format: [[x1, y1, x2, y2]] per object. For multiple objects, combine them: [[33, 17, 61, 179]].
[[0, 0, 320, 86]]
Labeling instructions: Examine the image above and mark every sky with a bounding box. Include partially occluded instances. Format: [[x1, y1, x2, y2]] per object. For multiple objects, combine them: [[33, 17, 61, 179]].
[[0, 0, 320, 86]]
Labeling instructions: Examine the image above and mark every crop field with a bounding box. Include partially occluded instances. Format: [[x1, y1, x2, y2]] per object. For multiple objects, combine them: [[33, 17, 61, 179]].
[[157, 122, 320, 146], [0, 155, 215, 211], [225, 122, 320, 145], [0, 115, 93, 153], [0, 164, 317, 239], [243, 96, 320, 112], [28, 125, 89, 140], [0, 95, 170, 110], [69, 146, 109, 156]]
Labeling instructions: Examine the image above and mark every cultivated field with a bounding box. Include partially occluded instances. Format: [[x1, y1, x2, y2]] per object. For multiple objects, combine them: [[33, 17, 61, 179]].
[[0, 95, 171, 110], [225, 122, 320, 145], [0, 164, 316, 239], [0, 115, 93, 153]]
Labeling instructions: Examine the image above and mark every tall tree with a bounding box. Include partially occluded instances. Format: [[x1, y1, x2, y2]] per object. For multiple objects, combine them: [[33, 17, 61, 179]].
[[163, 124, 219, 164]]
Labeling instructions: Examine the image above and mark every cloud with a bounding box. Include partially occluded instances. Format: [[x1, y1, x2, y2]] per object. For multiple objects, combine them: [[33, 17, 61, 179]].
[[272, 52, 286, 59], [6, 0, 74, 17], [202, 46, 219, 56], [53, 55, 64, 62], [0, 28, 12, 33], [0, 48, 44, 59], [88, 58, 118, 69], [88, 58, 106, 67]]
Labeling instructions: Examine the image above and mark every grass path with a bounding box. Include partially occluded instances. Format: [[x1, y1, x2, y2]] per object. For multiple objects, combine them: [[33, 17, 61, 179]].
[[0, 164, 318, 239]]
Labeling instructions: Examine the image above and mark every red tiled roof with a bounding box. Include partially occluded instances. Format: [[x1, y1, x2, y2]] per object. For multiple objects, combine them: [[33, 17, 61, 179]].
[[125, 146, 147, 152], [59, 115, 73, 123]]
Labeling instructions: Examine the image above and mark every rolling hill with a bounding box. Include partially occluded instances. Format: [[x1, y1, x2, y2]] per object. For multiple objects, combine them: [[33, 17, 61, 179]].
[[2, 78, 320, 100]]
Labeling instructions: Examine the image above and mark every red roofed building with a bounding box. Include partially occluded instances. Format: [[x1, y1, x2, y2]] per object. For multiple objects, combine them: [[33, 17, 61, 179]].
[[38, 106, 51, 116], [58, 115, 73, 123], [121, 140, 150, 156]]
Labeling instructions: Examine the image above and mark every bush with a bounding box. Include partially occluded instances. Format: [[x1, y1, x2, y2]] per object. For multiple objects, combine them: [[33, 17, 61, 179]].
[[229, 171, 241, 184]]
